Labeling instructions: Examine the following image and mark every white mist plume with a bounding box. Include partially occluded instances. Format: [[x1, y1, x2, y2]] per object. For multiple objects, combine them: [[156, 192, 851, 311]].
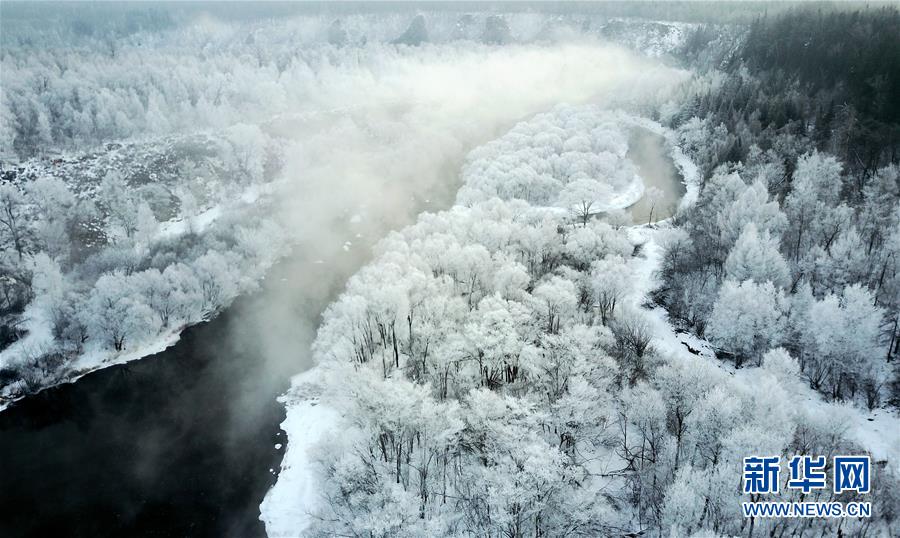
[[232, 39, 687, 403], [272, 41, 687, 238]]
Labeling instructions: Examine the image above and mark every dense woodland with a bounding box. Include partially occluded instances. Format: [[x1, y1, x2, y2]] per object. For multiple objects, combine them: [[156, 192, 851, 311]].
[[291, 7, 900, 537], [0, 8, 685, 404], [659, 7, 900, 408], [303, 102, 898, 536], [1, 4, 898, 537]]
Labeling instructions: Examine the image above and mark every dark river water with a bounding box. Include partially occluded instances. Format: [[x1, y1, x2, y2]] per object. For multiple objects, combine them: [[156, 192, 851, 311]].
[[0, 309, 286, 537], [0, 119, 682, 538], [0, 239, 374, 538]]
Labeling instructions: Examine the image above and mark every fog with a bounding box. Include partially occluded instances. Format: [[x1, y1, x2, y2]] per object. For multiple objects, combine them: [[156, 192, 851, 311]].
[[1, 9, 688, 535], [223, 39, 687, 428]]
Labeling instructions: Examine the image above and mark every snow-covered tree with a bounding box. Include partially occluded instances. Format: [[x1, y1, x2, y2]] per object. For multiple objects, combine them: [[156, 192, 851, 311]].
[[802, 284, 884, 400], [724, 223, 790, 288], [99, 171, 139, 241], [590, 255, 631, 325], [0, 184, 28, 259], [783, 151, 845, 261], [531, 276, 577, 334], [707, 279, 787, 366], [81, 271, 161, 351]]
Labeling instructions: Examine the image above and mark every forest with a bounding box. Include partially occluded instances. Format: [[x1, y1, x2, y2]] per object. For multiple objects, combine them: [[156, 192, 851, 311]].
[[0, 5, 684, 408], [659, 7, 900, 406], [0, 3, 898, 538], [268, 6, 900, 538]]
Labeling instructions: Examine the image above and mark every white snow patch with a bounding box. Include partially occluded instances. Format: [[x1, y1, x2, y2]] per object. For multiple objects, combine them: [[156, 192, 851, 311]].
[[0, 304, 54, 371], [158, 183, 269, 239], [157, 204, 223, 238], [850, 409, 900, 475], [598, 172, 645, 212], [260, 369, 344, 538]]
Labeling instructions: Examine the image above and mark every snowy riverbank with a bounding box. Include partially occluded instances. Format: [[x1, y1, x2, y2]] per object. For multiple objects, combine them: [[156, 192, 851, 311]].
[[627, 225, 900, 478], [259, 369, 345, 536], [0, 180, 284, 413]]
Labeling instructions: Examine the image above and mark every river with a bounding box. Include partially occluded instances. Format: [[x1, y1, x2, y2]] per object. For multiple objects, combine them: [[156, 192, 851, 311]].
[[627, 126, 686, 223], [0, 245, 359, 537], [0, 119, 684, 538]]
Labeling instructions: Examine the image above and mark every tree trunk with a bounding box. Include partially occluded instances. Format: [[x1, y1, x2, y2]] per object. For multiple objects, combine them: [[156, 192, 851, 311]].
[[392, 323, 399, 368]]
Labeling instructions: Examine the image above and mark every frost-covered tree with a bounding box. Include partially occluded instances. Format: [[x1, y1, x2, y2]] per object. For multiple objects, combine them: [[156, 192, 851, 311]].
[[590, 255, 630, 325], [707, 279, 786, 366], [724, 223, 790, 288], [801, 284, 884, 400], [783, 151, 846, 261], [808, 226, 869, 293], [81, 271, 161, 351], [193, 251, 240, 317], [0, 184, 28, 259], [531, 276, 577, 334], [644, 185, 664, 226], [134, 202, 159, 246], [134, 264, 203, 328], [24, 176, 77, 259], [223, 123, 267, 184], [558, 178, 611, 226], [28, 253, 68, 340], [99, 171, 139, 241], [717, 179, 787, 247]]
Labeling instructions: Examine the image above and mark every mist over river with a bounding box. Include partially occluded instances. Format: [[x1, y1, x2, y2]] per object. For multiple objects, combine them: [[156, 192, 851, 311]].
[[3, 5, 897, 538], [0, 159, 459, 537], [0, 122, 683, 537], [0, 13, 688, 532]]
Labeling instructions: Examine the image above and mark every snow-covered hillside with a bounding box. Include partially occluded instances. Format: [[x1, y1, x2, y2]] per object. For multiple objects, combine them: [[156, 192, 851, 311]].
[[0, 129, 287, 410]]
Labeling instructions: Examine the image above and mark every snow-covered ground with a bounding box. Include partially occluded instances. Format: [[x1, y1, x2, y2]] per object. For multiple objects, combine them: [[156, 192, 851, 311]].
[[259, 369, 345, 537]]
